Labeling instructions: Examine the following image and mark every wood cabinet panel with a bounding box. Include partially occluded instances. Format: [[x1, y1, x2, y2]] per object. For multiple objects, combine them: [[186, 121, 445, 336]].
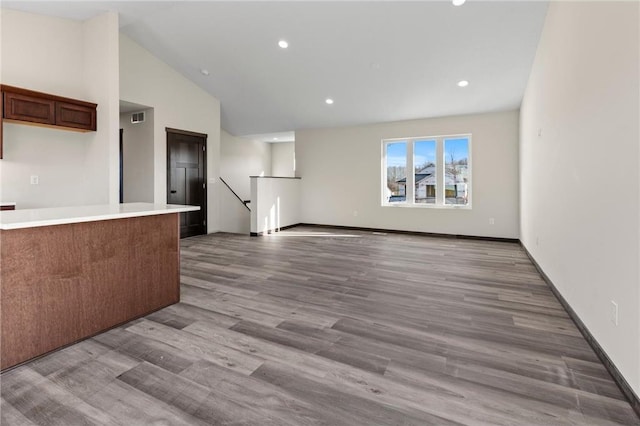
[[1, 89, 3, 159], [3, 91, 55, 125], [56, 101, 96, 131], [0, 213, 180, 370]]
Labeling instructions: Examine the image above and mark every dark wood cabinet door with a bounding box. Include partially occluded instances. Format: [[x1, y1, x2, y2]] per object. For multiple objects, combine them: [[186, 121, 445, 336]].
[[1, 88, 3, 159], [3, 91, 55, 125], [56, 101, 96, 131]]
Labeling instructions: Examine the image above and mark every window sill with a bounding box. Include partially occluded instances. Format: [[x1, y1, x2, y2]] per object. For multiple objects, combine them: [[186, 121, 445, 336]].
[[381, 203, 472, 210]]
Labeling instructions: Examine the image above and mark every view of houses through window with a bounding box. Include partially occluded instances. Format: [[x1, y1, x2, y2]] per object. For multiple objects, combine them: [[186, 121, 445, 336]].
[[383, 135, 470, 207]]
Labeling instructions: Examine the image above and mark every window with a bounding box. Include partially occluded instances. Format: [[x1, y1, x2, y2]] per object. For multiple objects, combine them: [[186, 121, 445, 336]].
[[444, 137, 470, 205], [414, 140, 437, 204], [384, 142, 407, 204], [382, 135, 471, 207]]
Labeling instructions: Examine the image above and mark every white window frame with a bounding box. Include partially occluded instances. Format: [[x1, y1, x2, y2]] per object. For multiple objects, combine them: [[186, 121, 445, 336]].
[[381, 134, 472, 209]]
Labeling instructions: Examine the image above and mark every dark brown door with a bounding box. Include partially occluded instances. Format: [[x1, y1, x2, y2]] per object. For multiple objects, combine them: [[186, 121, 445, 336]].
[[166, 128, 207, 238]]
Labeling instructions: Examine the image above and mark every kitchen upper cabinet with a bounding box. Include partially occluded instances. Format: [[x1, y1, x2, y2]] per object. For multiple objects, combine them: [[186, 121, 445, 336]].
[[0, 85, 97, 159]]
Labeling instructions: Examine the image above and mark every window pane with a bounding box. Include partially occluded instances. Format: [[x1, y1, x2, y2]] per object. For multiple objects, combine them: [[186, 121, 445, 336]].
[[385, 142, 407, 203], [444, 138, 469, 205], [414, 140, 436, 204]]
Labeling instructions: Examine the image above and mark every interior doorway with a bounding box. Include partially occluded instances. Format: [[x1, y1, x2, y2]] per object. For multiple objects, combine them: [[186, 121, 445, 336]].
[[166, 128, 207, 238], [119, 100, 154, 203]]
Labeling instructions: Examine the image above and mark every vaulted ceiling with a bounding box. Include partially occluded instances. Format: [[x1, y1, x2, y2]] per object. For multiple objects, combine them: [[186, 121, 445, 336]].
[[3, 1, 548, 140]]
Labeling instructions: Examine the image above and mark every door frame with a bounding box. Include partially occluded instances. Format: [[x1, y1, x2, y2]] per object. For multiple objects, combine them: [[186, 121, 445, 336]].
[[166, 127, 208, 236], [119, 128, 124, 203]]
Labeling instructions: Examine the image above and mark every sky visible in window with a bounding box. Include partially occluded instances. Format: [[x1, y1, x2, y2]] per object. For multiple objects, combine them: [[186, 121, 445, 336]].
[[414, 140, 436, 169], [386, 142, 407, 167], [444, 137, 469, 161], [386, 137, 469, 167]]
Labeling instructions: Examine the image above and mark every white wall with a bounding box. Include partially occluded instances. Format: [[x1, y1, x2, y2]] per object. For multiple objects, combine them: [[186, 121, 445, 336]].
[[0, 10, 120, 208], [220, 130, 271, 200], [296, 110, 519, 238], [119, 35, 221, 232], [82, 12, 120, 206], [520, 1, 639, 397], [219, 187, 251, 235], [250, 177, 301, 235], [119, 109, 154, 203], [219, 130, 271, 233], [271, 142, 295, 177]]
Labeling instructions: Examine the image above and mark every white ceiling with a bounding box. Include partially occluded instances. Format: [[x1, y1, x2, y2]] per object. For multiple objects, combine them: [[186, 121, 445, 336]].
[[3, 1, 548, 140], [119, 100, 151, 114]]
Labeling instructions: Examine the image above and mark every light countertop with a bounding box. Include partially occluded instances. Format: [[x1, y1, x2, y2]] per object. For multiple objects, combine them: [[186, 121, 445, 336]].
[[0, 202, 200, 230]]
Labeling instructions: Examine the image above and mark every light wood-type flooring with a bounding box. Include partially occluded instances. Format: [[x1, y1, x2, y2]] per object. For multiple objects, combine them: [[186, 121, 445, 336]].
[[2, 226, 639, 425]]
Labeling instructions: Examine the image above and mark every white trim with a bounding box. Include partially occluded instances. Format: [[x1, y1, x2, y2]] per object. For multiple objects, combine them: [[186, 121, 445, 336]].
[[436, 138, 445, 206], [383, 203, 472, 210]]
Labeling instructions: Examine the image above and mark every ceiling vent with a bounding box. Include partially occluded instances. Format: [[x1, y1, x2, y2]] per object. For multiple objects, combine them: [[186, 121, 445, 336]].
[[131, 112, 145, 124]]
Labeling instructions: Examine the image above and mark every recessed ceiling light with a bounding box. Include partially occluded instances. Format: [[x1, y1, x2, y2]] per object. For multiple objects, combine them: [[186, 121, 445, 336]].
[[325, 98, 334, 105], [200, 69, 210, 76], [278, 40, 289, 49], [272, 137, 279, 141], [452, 0, 466, 6], [457, 80, 469, 87]]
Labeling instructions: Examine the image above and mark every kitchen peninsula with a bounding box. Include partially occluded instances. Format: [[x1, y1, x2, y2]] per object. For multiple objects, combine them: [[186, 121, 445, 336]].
[[0, 202, 199, 370]]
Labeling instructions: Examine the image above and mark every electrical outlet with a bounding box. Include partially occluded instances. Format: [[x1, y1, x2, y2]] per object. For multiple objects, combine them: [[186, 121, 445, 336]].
[[536, 237, 539, 246], [30, 175, 39, 185], [489, 218, 495, 225], [610, 301, 618, 326], [353, 210, 358, 217]]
